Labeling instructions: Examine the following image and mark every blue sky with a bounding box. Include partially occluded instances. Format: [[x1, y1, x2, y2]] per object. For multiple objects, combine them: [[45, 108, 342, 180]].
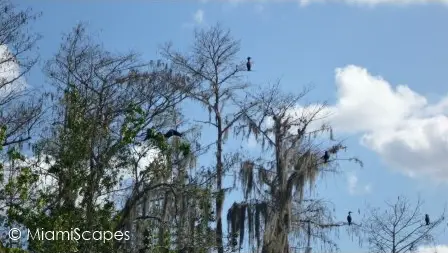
[[13, 0, 448, 252]]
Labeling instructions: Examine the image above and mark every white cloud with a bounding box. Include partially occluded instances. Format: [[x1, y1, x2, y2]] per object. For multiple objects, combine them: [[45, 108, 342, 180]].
[[0, 147, 161, 248], [331, 65, 427, 133], [417, 245, 448, 253], [115, 145, 161, 184], [0, 45, 27, 99], [1, 157, 57, 194], [328, 65, 448, 183], [0, 145, 161, 210], [218, 0, 448, 7], [300, 0, 448, 6], [364, 183, 372, 193], [193, 9, 204, 24], [251, 64, 448, 183], [347, 172, 372, 195], [254, 4, 265, 13], [183, 9, 206, 29], [102, 145, 161, 207], [347, 173, 358, 195]]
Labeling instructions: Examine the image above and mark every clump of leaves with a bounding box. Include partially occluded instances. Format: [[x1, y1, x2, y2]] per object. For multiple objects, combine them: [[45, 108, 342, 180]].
[[121, 104, 147, 144], [179, 142, 191, 156]]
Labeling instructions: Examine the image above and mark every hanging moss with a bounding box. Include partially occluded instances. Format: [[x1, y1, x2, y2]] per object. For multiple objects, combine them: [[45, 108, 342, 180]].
[[226, 201, 268, 251], [227, 202, 241, 250], [239, 204, 246, 248], [240, 161, 254, 199], [255, 205, 261, 248], [247, 205, 253, 246]]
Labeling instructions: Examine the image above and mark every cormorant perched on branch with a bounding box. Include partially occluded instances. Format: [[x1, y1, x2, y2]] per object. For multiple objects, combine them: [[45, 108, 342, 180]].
[[425, 214, 430, 225], [347, 211, 352, 226], [246, 57, 251, 71], [322, 151, 330, 163], [144, 128, 183, 141]]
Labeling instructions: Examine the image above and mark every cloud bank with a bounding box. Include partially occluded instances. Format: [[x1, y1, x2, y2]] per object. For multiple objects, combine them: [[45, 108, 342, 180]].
[[347, 172, 372, 195], [0, 45, 27, 99], [330, 65, 448, 182], [417, 245, 448, 253], [246, 64, 448, 183], [299, 0, 448, 6], [194, 9, 205, 24], [182, 9, 206, 29], [215, 0, 448, 7]]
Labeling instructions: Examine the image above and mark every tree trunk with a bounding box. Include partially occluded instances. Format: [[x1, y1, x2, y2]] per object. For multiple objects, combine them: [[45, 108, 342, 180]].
[[260, 118, 290, 253], [261, 212, 290, 253], [262, 189, 290, 253], [215, 99, 224, 253], [158, 191, 170, 253]]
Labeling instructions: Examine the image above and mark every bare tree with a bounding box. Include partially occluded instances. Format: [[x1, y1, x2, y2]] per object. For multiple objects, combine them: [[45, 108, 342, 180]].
[[290, 198, 344, 253], [362, 196, 445, 253], [229, 83, 361, 253], [0, 0, 42, 147], [0, 2, 42, 250], [161, 23, 255, 253]]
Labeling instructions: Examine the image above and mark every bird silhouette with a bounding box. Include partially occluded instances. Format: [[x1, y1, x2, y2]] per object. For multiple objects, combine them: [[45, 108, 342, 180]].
[[246, 57, 251, 71], [322, 151, 330, 163], [425, 214, 430, 225], [297, 127, 305, 137], [347, 211, 352, 226], [144, 128, 183, 141], [164, 129, 183, 139]]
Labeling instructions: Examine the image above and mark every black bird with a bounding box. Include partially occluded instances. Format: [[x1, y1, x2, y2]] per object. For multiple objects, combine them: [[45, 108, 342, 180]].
[[246, 57, 252, 71], [144, 128, 183, 141], [164, 129, 183, 139], [322, 151, 330, 163], [297, 127, 305, 137], [425, 214, 430, 225], [347, 211, 352, 226]]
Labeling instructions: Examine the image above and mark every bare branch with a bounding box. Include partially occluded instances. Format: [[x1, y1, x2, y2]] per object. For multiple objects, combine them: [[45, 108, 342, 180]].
[[362, 195, 446, 253]]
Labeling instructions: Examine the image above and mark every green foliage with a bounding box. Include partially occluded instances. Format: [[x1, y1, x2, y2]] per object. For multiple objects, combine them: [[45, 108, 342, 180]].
[[144, 128, 170, 152], [7, 148, 25, 162], [0, 125, 6, 183], [121, 104, 147, 145], [178, 142, 190, 156], [0, 125, 7, 151]]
